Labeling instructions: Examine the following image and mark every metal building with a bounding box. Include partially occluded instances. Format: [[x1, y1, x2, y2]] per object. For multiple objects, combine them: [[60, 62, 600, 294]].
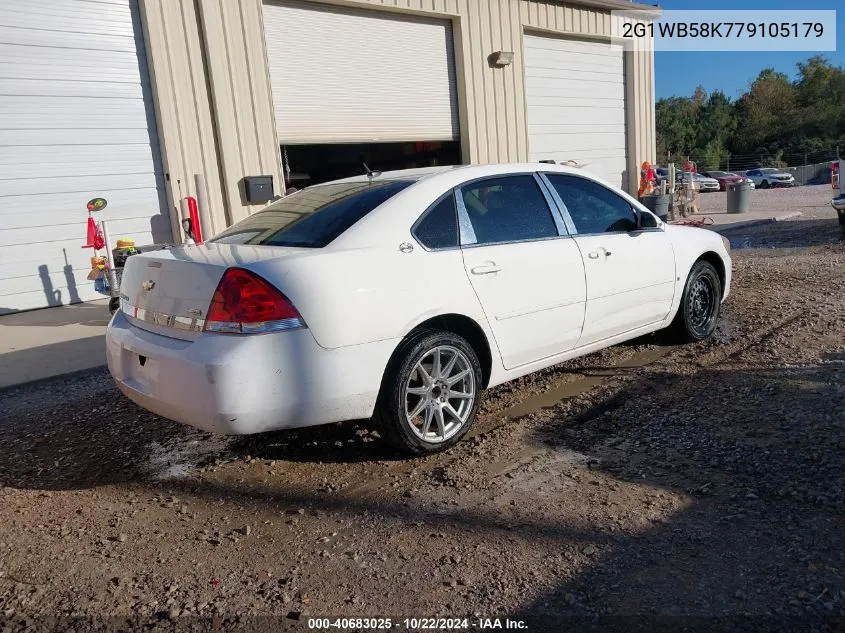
[[0, 0, 658, 313]]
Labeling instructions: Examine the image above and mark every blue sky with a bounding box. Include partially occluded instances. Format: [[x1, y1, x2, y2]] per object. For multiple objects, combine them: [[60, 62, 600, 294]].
[[654, 0, 844, 99]]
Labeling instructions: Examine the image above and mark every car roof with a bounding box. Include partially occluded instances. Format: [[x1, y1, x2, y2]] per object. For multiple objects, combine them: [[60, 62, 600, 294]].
[[322, 162, 650, 250], [320, 165, 468, 185], [309, 162, 618, 188]]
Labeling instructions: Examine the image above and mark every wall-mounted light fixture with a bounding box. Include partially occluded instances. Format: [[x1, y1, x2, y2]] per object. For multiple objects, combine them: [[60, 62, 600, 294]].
[[489, 51, 514, 67]]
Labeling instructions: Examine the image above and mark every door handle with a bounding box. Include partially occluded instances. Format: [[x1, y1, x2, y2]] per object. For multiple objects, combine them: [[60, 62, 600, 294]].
[[588, 249, 612, 259], [471, 264, 502, 275]]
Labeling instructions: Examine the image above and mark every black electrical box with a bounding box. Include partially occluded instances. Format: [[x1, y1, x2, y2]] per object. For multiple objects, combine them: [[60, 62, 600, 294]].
[[243, 175, 274, 203]]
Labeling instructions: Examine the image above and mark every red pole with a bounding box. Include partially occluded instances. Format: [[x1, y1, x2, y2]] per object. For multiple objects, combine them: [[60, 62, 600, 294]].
[[186, 196, 203, 243]]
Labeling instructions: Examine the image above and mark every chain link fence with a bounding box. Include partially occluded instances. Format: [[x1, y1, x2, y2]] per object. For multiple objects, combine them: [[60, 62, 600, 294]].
[[662, 155, 838, 187]]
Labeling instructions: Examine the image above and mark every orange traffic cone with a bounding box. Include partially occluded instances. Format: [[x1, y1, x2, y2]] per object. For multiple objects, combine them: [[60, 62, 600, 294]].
[[82, 215, 97, 248], [82, 216, 105, 250]]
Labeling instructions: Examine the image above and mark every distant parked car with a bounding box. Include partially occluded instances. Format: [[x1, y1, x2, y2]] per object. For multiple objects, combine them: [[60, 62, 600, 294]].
[[677, 172, 720, 192], [703, 171, 745, 191], [745, 168, 795, 189]]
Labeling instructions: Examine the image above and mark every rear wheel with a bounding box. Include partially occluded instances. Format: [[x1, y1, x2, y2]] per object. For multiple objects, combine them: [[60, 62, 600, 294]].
[[375, 330, 482, 456], [670, 261, 722, 343]]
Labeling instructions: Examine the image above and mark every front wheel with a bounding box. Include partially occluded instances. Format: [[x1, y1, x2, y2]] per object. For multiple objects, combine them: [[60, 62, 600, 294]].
[[375, 330, 482, 456], [760, 180, 770, 189], [670, 261, 722, 343]]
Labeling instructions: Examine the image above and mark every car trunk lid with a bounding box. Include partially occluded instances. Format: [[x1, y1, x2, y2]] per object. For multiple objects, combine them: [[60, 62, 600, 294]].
[[119, 243, 308, 341]]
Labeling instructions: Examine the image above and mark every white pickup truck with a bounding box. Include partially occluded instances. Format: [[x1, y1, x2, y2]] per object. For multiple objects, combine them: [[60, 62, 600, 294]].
[[832, 159, 845, 226]]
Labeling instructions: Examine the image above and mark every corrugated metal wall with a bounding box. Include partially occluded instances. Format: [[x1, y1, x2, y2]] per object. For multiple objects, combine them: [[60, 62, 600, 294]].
[[139, 0, 655, 231], [139, 0, 227, 236]]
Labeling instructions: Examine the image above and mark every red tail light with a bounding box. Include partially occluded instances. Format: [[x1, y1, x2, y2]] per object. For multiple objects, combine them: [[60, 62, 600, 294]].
[[204, 268, 304, 334]]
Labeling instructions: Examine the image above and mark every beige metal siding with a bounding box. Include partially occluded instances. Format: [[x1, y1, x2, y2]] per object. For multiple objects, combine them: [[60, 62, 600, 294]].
[[139, 0, 656, 228], [138, 0, 227, 236], [198, 0, 283, 224]]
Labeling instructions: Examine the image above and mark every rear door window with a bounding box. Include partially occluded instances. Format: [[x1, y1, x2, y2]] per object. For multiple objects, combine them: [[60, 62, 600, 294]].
[[211, 181, 413, 248], [459, 175, 558, 245]]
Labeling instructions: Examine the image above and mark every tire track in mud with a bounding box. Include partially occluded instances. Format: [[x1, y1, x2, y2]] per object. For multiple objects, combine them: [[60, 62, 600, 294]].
[[341, 308, 806, 497], [339, 344, 679, 497]]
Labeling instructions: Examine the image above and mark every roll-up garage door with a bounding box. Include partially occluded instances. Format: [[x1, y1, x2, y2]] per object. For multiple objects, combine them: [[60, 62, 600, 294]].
[[263, 0, 460, 144], [0, 0, 169, 314], [524, 34, 627, 189]]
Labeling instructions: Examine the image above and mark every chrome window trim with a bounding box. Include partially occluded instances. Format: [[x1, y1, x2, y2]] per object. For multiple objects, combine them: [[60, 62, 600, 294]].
[[455, 172, 563, 248], [533, 173, 571, 237], [536, 172, 578, 235], [460, 233, 576, 250], [409, 189, 462, 252], [455, 189, 477, 246]]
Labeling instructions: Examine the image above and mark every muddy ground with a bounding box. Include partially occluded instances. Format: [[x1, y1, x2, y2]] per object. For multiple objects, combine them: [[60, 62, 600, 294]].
[[0, 202, 843, 633]]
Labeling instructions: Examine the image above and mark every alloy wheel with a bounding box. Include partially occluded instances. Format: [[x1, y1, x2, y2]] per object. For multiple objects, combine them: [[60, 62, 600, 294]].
[[403, 345, 476, 443]]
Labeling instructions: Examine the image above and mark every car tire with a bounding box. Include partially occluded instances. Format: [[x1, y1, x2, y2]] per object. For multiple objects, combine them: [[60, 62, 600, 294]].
[[375, 329, 483, 456], [108, 297, 120, 315], [760, 180, 769, 189], [669, 261, 722, 343]]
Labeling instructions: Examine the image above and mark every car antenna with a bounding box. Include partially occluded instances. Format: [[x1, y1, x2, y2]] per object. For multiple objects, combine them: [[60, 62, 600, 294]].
[[363, 162, 382, 181]]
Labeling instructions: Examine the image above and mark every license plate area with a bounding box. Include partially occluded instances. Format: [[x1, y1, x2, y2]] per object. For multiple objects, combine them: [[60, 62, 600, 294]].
[[120, 347, 158, 393]]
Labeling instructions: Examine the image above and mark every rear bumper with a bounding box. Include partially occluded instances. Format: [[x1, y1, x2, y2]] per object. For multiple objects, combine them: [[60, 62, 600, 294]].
[[106, 311, 396, 434]]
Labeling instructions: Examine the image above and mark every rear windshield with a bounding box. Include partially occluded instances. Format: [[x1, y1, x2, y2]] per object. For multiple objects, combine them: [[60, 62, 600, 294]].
[[210, 180, 413, 248]]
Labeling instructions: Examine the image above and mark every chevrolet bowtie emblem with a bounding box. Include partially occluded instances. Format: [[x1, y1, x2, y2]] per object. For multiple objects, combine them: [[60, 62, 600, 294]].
[[141, 280, 155, 291]]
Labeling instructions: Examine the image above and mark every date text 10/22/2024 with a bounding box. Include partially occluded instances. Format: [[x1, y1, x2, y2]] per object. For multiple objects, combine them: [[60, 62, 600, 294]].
[[306, 618, 529, 630]]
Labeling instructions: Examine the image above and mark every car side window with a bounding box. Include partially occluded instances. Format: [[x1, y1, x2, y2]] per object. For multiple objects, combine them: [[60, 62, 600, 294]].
[[459, 175, 558, 246], [413, 193, 459, 250], [544, 174, 638, 234]]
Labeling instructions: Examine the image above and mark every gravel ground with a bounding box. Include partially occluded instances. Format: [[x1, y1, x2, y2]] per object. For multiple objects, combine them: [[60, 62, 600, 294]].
[[0, 195, 843, 633]]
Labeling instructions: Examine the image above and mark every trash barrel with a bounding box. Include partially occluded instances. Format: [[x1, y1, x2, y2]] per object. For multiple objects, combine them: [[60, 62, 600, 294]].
[[727, 182, 752, 214], [639, 194, 671, 221]]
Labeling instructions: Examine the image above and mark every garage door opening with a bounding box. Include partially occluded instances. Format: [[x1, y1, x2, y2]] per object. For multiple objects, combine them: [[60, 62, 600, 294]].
[[282, 141, 461, 189]]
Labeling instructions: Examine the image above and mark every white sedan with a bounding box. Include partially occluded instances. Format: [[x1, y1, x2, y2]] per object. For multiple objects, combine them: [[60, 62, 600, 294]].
[[106, 163, 732, 455]]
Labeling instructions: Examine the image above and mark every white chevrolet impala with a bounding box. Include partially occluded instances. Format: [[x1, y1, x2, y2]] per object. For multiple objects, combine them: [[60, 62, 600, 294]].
[[106, 164, 731, 455]]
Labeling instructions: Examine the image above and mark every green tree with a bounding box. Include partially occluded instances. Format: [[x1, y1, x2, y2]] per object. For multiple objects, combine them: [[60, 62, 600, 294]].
[[731, 69, 797, 155], [657, 57, 845, 170]]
